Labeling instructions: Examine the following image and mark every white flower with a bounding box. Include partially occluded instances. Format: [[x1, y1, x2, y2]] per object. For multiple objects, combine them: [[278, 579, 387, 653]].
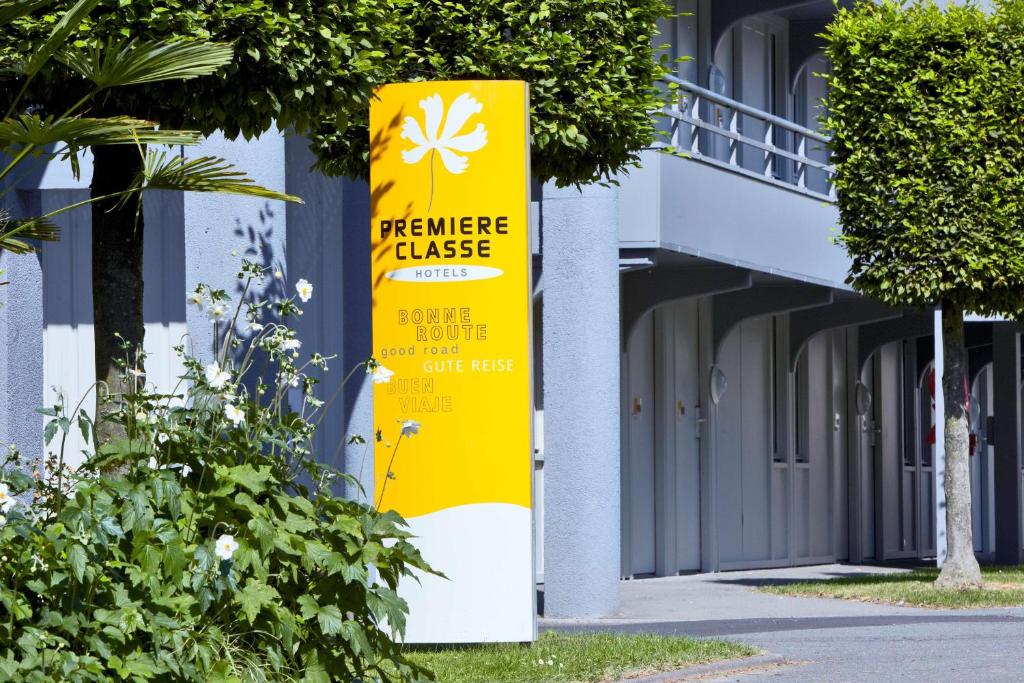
[[214, 534, 239, 561], [134, 410, 147, 423], [187, 291, 204, 309], [295, 278, 313, 303], [127, 367, 144, 379], [369, 364, 394, 384], [248, 321, 264, 333], [0, 483, 15, 513], [148, 456, 159, 469], [207, 303, 228, 322], [401, 420, 420, 438], [401, 93, 488, 175], [0, 514, 6, 528], [181, 464, 192, 477], [274, 269, 283, 280], [281, 338, 301, 352], [157, 432, 169, 444], [205, 363, 231, 390], [148, 413, 158, 425], [224, 403, 245, 427]]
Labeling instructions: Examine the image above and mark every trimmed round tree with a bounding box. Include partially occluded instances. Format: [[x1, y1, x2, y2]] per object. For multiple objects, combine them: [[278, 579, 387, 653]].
[[311, 0, 672, 185], [824, 0, 1024, 587], [6, 0, 671, 441]]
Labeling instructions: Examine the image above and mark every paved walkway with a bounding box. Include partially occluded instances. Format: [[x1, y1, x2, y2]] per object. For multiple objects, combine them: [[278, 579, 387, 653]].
[[542, 564, 1024, 681]]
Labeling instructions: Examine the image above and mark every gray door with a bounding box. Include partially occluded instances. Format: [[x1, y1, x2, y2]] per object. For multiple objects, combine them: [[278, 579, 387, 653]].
[[623, 312, 656, 576], [667, 301, 701, 571], [716, 317, 773, 567]]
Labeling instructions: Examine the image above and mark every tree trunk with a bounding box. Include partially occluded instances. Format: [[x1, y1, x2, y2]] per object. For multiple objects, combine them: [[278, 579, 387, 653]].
[[91, 145, 145, 445], [935, 302, 983, 589]]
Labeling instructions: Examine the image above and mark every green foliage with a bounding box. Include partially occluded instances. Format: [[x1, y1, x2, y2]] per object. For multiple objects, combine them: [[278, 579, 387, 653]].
[[1, 0, 397, 139], [823, 0, 1024, 316], [311, 0, 675, 186], [0, 262, 433, 682], [3, 0, 672, 187], [0, 1, 300, 256]]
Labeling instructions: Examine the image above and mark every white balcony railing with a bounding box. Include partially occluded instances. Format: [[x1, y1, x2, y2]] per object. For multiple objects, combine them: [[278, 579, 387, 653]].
[[662, 74, 836, 201]]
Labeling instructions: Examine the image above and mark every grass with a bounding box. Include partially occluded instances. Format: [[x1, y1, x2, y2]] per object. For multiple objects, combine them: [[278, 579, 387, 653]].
[[403, 631, 758, 683], [761, 566, 1024, 609]]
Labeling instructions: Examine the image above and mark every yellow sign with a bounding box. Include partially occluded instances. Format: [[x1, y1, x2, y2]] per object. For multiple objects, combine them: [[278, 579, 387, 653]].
[[369, 81, 535, 643]]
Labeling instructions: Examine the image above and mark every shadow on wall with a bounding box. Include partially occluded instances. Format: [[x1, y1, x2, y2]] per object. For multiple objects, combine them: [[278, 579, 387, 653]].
[[284, 133, 378, 491]]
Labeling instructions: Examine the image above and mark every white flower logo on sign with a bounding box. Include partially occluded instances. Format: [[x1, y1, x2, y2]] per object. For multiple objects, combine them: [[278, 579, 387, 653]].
[[401, 92, 488, 210]]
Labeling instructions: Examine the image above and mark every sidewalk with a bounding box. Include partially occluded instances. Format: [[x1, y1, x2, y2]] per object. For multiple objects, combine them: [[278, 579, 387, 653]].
[[542, 564, 1024, 681]]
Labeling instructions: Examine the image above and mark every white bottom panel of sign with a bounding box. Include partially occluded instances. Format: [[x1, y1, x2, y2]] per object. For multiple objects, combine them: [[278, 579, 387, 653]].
[[398, 502, 535, 643]]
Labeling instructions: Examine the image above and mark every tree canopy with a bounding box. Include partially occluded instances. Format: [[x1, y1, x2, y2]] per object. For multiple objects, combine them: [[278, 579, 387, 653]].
[[311, 0, 673, 185], [4, 0, 672, 186], [824, 0, 1024, 317]]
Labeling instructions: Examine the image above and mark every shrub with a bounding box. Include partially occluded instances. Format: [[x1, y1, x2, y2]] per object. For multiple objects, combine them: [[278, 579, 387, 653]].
[[0, 260, 432, 682]]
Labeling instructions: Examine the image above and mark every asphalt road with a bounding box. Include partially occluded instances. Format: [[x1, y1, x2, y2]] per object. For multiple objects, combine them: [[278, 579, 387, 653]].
[[549, 613, 1024, 681], [541, 565, 1024, 682]]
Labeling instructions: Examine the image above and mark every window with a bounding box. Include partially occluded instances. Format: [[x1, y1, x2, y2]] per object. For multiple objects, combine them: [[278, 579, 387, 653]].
[[794, 351, 809, 464]]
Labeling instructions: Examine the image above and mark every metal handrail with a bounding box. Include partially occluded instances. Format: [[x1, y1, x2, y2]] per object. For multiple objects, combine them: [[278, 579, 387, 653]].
[[664, 74, 829, 143], [661, 74, 835, 200]]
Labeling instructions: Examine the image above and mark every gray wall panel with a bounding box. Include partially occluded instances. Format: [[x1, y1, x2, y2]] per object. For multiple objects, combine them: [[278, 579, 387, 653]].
[[740, 318, 772, 562], [617, 152, 846, 288], [715, 322, 744, 563], [671, 300, 702, 571], [626, 314, 656, 575]]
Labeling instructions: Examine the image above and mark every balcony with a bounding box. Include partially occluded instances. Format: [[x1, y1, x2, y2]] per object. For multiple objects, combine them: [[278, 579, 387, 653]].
[[664, 75, 835, 201], [618, 76, 848, 289]]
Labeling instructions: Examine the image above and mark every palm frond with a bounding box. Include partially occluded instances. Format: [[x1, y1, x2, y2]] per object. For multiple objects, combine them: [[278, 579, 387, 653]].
[[137, 151, 303, 203], [60, 39, 235, 89], [0, 0, 52, 25], [0, 114, 201, 149], [0, 215, 60, 254], [23, 0, 99, 77]]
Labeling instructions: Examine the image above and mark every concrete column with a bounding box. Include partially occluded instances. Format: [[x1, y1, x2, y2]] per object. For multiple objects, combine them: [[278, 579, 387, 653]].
[[284, 136, 373, 499], [0, 154, 85, 464], [992, 323, 1023, 565], [542, 183, 620, 618], [0, 249, 44, 460], [183, 131, 288, 365]]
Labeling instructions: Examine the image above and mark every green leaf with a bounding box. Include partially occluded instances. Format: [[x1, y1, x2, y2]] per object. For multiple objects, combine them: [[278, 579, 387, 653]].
[[235, 578, 279, 624], [77, 411, 90, 444], [0, 217, 59, 254], [136, 151, 303, 203], [68, 544, 86, 582], [0, 0, 52, 25], [23, 0, 101, 77], [296, 595, 319, 621], [213, 463, 273, 494], [43, 419, 58, 445], [60, 39, 236, 89], [316, 604, 344, 635], [247, 516, 276, 555], [0, 114, 200, 149], [98, 517, 123, 538]]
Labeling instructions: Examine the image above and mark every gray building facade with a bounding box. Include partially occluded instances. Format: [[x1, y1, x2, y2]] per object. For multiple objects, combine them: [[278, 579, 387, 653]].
[[1, 0, 1020, 623]]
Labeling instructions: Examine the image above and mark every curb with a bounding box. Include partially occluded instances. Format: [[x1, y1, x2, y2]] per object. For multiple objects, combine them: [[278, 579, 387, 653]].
[[614, 653, 788, 682]]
